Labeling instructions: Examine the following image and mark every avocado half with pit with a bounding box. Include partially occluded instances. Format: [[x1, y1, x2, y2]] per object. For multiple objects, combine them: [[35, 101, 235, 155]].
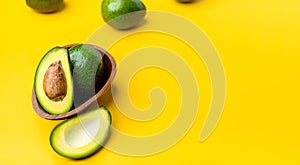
[[50, 106, 111, 159], [34, 47, 73, 114]]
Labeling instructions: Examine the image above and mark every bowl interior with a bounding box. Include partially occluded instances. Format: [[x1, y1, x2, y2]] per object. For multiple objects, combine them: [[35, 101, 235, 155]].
[[32, 44, 116, 120]]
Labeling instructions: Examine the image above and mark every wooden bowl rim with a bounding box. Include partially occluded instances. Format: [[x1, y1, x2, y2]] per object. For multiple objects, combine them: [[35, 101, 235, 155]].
[[32, 44, 116, 120]]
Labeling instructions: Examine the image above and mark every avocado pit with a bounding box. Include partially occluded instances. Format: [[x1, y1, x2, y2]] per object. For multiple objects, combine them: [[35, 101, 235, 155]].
[[43, 61, 67, 101]]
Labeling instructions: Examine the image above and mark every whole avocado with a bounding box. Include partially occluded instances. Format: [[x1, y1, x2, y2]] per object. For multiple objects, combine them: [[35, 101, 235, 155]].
[[26, 0, 64, 13], [101, 0, 146, 30], [176, 0, 194, 3]]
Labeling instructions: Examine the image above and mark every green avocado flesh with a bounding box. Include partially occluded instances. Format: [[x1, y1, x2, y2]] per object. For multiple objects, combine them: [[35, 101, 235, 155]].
[[34, 47, 73, 114], [69, 44, 104, 105], [26, 0, 64, 13], [50, 106, 112, 159], [101, 0, 146, 29]]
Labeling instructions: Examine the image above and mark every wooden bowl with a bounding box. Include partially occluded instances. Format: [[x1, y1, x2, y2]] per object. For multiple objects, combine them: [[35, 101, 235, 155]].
[[32, 44, 116, 120]]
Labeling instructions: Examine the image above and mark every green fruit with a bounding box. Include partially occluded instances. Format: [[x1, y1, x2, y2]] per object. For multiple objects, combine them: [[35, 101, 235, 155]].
[[176, 0, 194, 3], [34, 47, 73, 114], [26, 0, 64, 13], [50, 106, 112, 159], [101, 0, 146, 30], [69, 44, 104, 104]]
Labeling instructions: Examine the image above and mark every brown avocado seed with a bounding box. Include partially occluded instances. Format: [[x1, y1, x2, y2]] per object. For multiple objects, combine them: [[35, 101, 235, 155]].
[[43, 61, 67, 101]]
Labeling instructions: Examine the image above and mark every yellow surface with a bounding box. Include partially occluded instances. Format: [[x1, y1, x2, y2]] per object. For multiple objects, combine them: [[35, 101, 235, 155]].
[[1, 0, 300, 164]]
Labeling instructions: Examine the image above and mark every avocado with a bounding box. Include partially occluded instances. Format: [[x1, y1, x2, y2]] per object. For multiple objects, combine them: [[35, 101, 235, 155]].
[[101, 0, 146, 30], [69, 44, 104, 105], [50, 106, 112, 159], [26, 0, 65, 13], [176, 0, 194, 3], [34, 47, 73, 114]]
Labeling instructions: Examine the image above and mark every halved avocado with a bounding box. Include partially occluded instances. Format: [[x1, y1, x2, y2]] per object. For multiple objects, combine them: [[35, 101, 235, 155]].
[[69, 44, 104, 105], [34, 47, 73, 114], [50, 106, 112, 159]]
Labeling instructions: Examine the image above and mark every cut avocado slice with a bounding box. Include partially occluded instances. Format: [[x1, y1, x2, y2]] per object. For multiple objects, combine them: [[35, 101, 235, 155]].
[[69, 44, 104, 105], [34, 47, 73, 114], [50, 106, 112, 159]]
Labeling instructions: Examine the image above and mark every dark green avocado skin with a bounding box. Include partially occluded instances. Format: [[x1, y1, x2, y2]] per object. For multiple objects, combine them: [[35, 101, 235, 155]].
[[69, 44, 103, 105], [101, 0, 146, 30]]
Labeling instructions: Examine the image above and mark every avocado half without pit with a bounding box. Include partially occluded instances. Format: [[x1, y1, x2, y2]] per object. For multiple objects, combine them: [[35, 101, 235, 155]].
[[32, 44, 116, 120], [69, 44, 105, 106], [50, 106, 111, 159]]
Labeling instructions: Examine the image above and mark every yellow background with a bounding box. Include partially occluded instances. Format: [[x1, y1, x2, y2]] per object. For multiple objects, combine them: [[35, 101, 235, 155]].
[[1, 0, 300, 164]]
